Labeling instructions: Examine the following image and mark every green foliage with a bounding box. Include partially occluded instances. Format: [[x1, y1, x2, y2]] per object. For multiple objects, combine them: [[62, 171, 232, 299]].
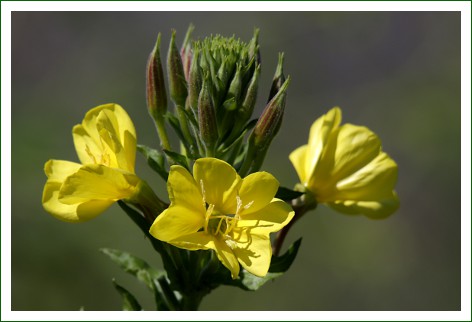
[[163, 149, 190, 169], [137, 144, 168, 180], [100, 248, 164, 290], [102, 248, 173, 310], [112, 280, 143, 311]]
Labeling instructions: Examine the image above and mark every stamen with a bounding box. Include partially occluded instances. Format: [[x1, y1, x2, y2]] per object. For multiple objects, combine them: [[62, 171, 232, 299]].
[[203, 203, 214, 233], [200, 179, 207, 204], [236, 195, 242, 214], [243, 200, 254, 210], [215, 217, 224, 235]]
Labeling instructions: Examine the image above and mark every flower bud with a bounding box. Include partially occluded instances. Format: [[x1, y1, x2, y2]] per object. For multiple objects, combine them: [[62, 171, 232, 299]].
[[248, 28, 261, 67], [188, 49, 202, 110], [251, 76, 290, 150], [268, 52, 285, 102], [239, 64, 261, 124], [167, 30, 188, 107], [223, 64, 242, 111], [180, 24, 194, 82], [146, 34, 167, 119], [198, 76, 218, 155]]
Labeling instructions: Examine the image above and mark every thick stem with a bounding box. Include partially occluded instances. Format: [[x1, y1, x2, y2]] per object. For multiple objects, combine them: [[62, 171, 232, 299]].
[[273, 213, 297, 257], [180, 292, 204, 311]]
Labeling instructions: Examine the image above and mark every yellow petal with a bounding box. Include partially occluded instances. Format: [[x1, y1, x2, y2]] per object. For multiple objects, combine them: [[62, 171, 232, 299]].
[[238, 172, 279, 215], [325, 152, 399, 218], [213, 239, 240, 279], [149, 205, 205, 242], [328, 191, 399, 219], [72, 125, 104, 165], [42, 181, 113, 222], [193, 158, 241, 214], [236, 198, 294, 235], [167, 165, 205, 213], [167, 231, 240, 279], [74, 104, 136, 172], [42, 160, 114, 222], [335, 152, 398, 200], [289, 145, 308, 184], [232, 232, 271, 277], [304, 107, 342, 182], [312, 124, 381, 188], [44, 159, 82, 182], [167, 231, 216, 251], [58, 164, 140, 204]]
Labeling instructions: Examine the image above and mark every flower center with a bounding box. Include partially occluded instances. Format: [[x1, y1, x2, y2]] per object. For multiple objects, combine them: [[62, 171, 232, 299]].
[[203, 204, 239, 238]]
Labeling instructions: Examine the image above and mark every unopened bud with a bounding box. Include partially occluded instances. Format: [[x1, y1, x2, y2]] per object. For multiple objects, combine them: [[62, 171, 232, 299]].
[[239, 64, 261, 123], [223, 65, 242, 111], [248, 28, 261, 67], [167, 30, 188, 106], [198, 77, 218, 154], [268, 52, 285, 102], [180, 24, 194, 81], [188, 49, 202, 110], [251, 76, 290, 150], [146, 34, 167, 119]]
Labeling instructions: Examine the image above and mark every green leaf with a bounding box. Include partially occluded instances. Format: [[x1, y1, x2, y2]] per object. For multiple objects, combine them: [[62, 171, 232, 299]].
[[268, 237, 302, 273], [163, 149, 189, 169], [100, 248, 164, 290], [103, 249, 171, 310], [137, 144, 168, 180], [275, 186, 304, 201], [112, 279, 142, 311], [219, 238, 302, 291]]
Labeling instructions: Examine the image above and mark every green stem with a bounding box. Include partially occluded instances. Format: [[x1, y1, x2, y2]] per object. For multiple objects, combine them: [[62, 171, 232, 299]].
[[176, 105, 197, 156], [156, 276, 180, 310], [154, 114, 172, 152], [273, 201, 316, 256], [180, 292, 204, 311], [238, 142, 256, 176]]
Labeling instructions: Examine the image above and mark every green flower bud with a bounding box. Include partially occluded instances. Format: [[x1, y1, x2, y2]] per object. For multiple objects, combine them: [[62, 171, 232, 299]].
[[198, 76, 218, 155], [239, 64, 261, 124], [223, 64, 243, 111], [146, 34, 167, 119], [188, 49, 202, 110], [268, 52, 285, 102], [248, 28, 261, 67], [180, 24, 194, 82], [167, 30, 188, 107], [251, 76, 290, 150]]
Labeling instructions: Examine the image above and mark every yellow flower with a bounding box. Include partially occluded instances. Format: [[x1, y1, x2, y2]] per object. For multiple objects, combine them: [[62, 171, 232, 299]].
[[149, 158, 294, 279], [42, 103, 143, 223], [290, 107, 399, 218]]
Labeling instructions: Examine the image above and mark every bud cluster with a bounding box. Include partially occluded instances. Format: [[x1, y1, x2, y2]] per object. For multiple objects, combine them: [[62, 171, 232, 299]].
[[146, 26, 290, 174]]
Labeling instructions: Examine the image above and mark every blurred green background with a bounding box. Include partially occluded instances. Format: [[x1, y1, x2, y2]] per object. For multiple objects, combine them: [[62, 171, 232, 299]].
[[11, 12, 460, 310]]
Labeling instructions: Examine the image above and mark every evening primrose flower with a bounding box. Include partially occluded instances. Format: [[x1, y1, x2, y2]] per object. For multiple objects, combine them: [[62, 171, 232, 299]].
[[149, 158, 294, 279], [290, 107, 399, 218], [42, 103, 160, 223]]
